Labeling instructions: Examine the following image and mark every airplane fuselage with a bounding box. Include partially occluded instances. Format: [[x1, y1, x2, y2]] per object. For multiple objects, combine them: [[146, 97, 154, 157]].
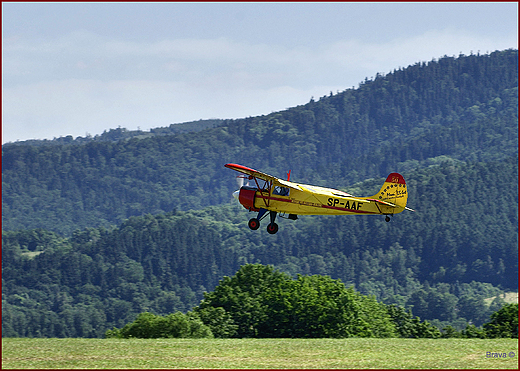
[[225, 163, 412, 233], [239, 179, 405, 216]]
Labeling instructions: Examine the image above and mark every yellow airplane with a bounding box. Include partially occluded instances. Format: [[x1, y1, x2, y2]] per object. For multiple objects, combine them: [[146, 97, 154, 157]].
[[225, 163, 414, 234]]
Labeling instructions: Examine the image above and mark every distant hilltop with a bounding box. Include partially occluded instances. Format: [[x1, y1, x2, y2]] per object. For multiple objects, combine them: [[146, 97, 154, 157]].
[[2, 119, 225, 147]]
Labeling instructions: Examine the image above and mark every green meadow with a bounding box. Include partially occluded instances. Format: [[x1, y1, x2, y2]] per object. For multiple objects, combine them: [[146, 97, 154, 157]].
[[2, 338, 518, 369]]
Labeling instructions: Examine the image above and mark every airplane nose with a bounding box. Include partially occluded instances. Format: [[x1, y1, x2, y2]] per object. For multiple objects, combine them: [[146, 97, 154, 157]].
[[233, 189, 240, 200]]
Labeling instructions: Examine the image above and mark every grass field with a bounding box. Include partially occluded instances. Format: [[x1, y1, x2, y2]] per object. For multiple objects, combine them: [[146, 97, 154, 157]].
[[485, 291, 519, 305], [2, 338, 518, 369]]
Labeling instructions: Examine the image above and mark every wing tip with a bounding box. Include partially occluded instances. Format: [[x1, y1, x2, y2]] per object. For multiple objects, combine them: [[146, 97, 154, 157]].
[[225, 163, 256, 172]]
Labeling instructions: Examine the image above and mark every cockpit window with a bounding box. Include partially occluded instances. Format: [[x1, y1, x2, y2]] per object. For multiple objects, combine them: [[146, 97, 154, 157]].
[[273, 186, 290, 196]]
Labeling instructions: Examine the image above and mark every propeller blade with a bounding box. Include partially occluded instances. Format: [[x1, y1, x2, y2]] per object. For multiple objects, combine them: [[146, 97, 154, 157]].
[[236, 175, 246, 188]]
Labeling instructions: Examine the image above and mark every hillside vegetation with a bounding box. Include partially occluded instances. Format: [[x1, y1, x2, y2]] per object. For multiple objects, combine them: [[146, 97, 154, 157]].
[[2, 50, 517, 234], [2, 49, 518, 338]]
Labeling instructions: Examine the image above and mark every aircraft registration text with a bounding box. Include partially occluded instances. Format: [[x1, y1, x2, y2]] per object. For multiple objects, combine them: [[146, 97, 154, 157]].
[[327, 198, 363, 210]]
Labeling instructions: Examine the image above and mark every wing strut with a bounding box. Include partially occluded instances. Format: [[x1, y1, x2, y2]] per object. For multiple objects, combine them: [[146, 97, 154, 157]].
[[251, 176, 272, 209]]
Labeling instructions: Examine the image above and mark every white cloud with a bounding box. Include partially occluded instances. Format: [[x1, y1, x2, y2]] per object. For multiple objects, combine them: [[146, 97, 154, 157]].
[[2, 26, 517, 143], [2, 77, 340, 142]]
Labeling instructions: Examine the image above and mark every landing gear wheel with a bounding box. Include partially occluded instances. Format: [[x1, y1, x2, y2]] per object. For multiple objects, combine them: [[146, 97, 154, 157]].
[[248, 218, 260, 230], [266, 223, 279, 234], [385, 216, 391, 222]]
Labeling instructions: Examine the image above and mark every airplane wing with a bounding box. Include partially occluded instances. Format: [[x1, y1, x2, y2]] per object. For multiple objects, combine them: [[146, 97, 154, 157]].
[[225, 163, 278, 182], [277, 178, 305, 192], [226, 164, 305, 192]]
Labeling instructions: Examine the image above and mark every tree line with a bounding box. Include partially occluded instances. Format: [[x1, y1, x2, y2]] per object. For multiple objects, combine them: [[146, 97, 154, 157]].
[[105, 264, 517, 339]]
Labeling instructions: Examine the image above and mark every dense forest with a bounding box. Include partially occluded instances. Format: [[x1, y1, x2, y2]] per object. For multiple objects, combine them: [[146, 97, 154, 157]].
[[2, 49, 518, 338], [105, 265, 517, 339], [3, 50, 517, 235], [2, 159, 517, 337]]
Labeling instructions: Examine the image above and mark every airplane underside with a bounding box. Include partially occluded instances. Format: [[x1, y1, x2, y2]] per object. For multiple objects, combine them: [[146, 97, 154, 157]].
[[246, 205, 393, 235], [246, 208, 302, 235]]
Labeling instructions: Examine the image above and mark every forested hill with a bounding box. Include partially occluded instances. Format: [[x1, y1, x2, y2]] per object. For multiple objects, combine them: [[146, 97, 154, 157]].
[[2, 49, 517, 235], [3, 119, 225, 147], [2, 158, 517, 337], [2, 50, 518, 338]]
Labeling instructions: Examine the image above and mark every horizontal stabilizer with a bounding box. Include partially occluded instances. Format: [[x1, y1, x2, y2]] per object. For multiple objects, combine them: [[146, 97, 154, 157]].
[[366, 198, 397, 207], [367, 198, 415, 212]]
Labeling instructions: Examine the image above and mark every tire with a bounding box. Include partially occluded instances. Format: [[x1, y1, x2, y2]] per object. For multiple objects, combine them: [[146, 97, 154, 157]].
[[267, 222, 279, 234], [248, 218, 260, 230]]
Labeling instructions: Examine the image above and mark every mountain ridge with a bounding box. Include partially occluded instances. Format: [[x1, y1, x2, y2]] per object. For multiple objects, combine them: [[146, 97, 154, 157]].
[[2, 49, 517, 235], [2, 49, 518, 337]]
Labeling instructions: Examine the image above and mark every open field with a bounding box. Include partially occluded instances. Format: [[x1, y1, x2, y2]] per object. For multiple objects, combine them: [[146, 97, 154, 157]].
[[2, 338, 518, 369], [485, 292, 519, 305]]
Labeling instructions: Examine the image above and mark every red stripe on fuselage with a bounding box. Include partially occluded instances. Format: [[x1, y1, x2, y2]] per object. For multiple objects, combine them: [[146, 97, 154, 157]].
[[258, 195, 293, 203], [321, 204, 375, 214], [256, 194, 377, 214]]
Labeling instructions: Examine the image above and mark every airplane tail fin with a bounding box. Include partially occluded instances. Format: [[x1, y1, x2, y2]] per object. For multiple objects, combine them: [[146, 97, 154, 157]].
[[369, 173, 413, 213]]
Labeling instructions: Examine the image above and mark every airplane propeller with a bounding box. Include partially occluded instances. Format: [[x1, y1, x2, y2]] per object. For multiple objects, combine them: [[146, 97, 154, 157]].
[[236, 175, 246, 188], [233, 175, 248, 200]]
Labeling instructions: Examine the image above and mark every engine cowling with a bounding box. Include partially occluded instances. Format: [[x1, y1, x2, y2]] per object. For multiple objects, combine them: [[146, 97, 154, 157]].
[[238, 186, 260, 211]]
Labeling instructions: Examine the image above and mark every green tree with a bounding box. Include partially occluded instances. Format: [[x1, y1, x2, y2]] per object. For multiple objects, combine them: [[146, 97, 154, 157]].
[[197, 264, 289, 338], [457, 294, 488, 325], [483, 303, 518, 338], [195, 306, 238, 338], [105, 311, 213, 339], [386, 304, 441, 338], [461, 324, 486, 339], [197, 264, 397, 338], [440, 325, 462, 338]]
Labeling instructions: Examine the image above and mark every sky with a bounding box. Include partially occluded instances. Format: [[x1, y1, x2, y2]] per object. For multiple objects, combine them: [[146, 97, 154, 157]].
[[2, 2, 518, 144]]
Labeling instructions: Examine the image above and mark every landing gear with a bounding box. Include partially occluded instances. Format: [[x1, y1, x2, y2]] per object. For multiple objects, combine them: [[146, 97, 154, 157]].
[[267, 211, 279, 234], [248, 209, 280, 234], [249, 208, 267, 230], [267, 222, 279, 234], [248, 218, 260, 230], [385, 215, 391, 222]]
